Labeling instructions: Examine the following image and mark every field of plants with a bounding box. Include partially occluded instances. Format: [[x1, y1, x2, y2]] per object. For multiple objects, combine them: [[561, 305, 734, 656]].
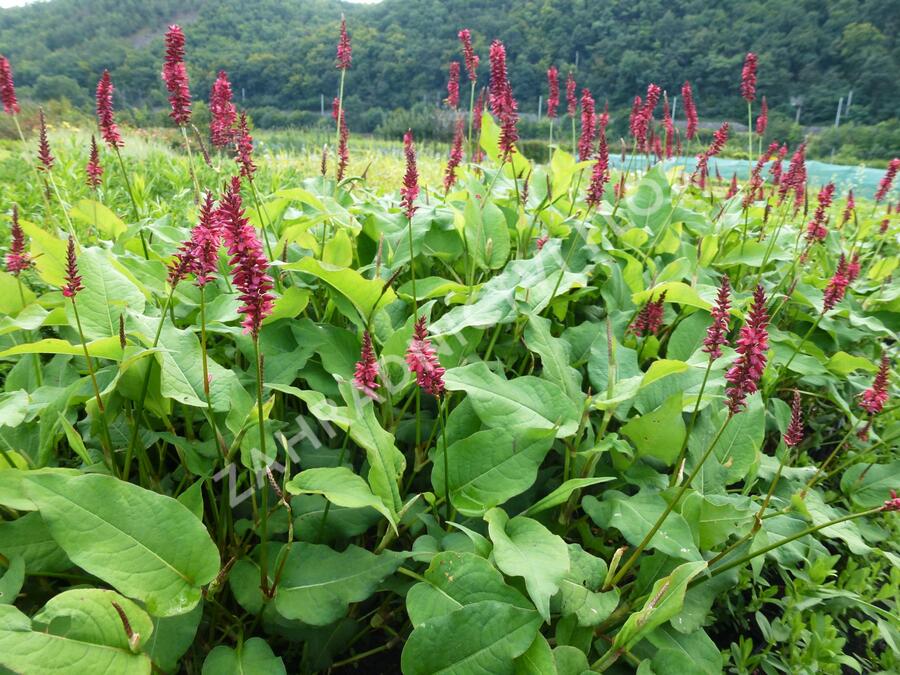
[[0, 18, 898, 675]]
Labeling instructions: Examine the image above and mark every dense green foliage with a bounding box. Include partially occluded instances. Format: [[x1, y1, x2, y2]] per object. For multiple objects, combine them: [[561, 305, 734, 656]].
[[2, 0, 899, 128]]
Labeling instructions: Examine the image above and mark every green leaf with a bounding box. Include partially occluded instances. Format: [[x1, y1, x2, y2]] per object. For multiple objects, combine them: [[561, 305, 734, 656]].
[[202, 637, 286, 675], [647, 625, 723, 675], [0, 336, 123, 361], [66, 248, 146, 340], [0, 556, 24, 605], [690, 398, 764, 485], [405, 552, 533, 627], [444, 362, 580, 438], [431, 427, 556, 517], [0, 591, 152, 674], [524, 314, 583, 402], [462, 197, 511, 271], [612, 561, 708, 652], [521, 477, 614, 517], [71, 199, 127, 239], [284, 466, 397, 532], [23, 473, 220, 616], [680, 493, 755, 550], [826, 351, 879, 376], [623, 164, 672, 234], [556, 544, 619, 627], [145, 603, 202, 673], [402, 600, 541, 675], [583, 491, 701, 561], [516, 633, 557, 675], [0, 271, 35, 314], [19, 219, 67, 286], [274, 543, 404, 625], [621, 393, 686, 466], [841, 461, 900, 508], [632, 282, 711, 310], [485, 507, 570, 622], [263, 286, 310, 324]]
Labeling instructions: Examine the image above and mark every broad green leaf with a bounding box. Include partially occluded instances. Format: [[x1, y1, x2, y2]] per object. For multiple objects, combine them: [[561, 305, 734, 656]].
[[402, 600, 541, 675], [485, 507, 569, 622], [555, 544, 619, 627], [690, 397, 764, 485], [524, 314, 583, 402], [0, 336, 123, 361], [405, 552, 533, 627], [641, 360, 690, 387], [621, 393, 686, 465], [632, 282, 711, 310], [461, 197, 511, 270], [145, 603, 202, 673], [583, 491, 701, 562], [0, 556, 24, 605], [623, 164, 672, 234], [521, 477, 614, 517], [612, 561, 707, 652], [516, 633, 557, 675], [263, 286, 310, 324], [19, 219, 67, 286], [0, 511, 70, 573], [648, 625, 723, 675], [444, 362, 580, 438], [24, 473, 220, 616], [285, 466, 397, 532], [71, 199, 126, 239], [274, 543, 404, 625], [841, 461, 900, 508], [65, 248, 146, 340], [284, 257, 396, 324], [680, 493, 756, 550], [202, 637, 286, 675], [431, 427, 556, 517], [0, 271, 35, 314], [0, 591, 152, 675], [827, 351, 878, 376]]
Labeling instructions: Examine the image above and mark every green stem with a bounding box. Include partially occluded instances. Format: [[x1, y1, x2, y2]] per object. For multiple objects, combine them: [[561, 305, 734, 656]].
[[605, 415, 732, 590], [335, 69, 347, 179], [804, 423, 857, 493], [773, 312, 823, 386], [467, 80, 476, 159], [180, 125, 202, 203], [47, 171, 76, 239], [669, 357, 714, 487], [113, 146, 148, 260], [440, 396, 451, 525], [248, 178, 281, 290], [253, 336, 270, 596], [546, 208, 593, 313], [407, 215, 418, 317]]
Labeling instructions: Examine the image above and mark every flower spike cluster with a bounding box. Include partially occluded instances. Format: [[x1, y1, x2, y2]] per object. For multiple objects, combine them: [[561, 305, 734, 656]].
[[170, 192, 222, 288], [209, 71, 237, 148], [86, 135, 103, 188], [662, 96, 674, 159], [234, 112, 256, 179], [162, 25, 192, 126], [578, 87, 596, 161], [783, 390, 804, 447], [219, 177, 274, 337], [458, 29, 478, 82], [740, 52, 758, 103], [756, 95, 768, 134], [488, 40, 519, 159], [37, 108, 54, 171], [884, 490, 900, 512], [353, 331, 380, 399], [5, 205, 31, 276], [778, 143, 806, 206], [822, 254, 851, 311], [703, 276, 732, 359], [401, 129, 419, 219], [406, 316, 445, 396], [62, 236, 83, 298], [336, 15, 352, 70], [444, 117, 465, 193], [805, 182, 835, 243], [332, 97, 350, 181], [859, 354, 891, 415], [566, 72, 577, 118], [724, 285, 769, 414], [841, 190, 855, 226], [546, 66, 559, 119], [585, 131, 609, 208], [693, 122, 729, 184], [681, 81, 698, 140], [0, 56, 19, 115], [96, 70, 123, 148]]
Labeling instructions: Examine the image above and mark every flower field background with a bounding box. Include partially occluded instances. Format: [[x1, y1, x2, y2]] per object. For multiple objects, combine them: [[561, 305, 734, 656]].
[[0, 16, 899, 675]]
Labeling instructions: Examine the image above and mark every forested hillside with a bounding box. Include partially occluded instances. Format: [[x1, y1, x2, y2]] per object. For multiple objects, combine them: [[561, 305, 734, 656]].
[[1, 0, 898, 127]]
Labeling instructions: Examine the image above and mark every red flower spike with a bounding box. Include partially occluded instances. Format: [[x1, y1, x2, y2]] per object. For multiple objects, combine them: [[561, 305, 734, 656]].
[[805, 182, 835, 244], [546, 66, 559, 120], [446, 62, 460, 109], [444, 117, 465, 193], [86, 135, 103, 188], [841, 190, 855, 227], [234, 112, 256, 179], [219, 177, 274, 337], [875, 158, 899, 203], [883, 489, 900, 511], [578, 87, 596, 161], [96, 70, 124, 148], [62, 236, 83, 298], [332, 98, 350, 181], [162, 25, 192, 126], [5, 205, 31, 276], [740, 52, 758, 103], [823, 254, 851, 312], [726, 173, 739, 199], [755, 95, 768, 135], [703, 275, 731, 359], [0, 56, 19, 115], [566, 72, 577, 118], [682, 81, 698, 140], [783, 390, 804, 447], [693, 122, 729, 184], [586, 131, 609, 208], [458, 29, 478, 82], [36, 108, 54, 171], [725, 285, 769, 414], [209, 71, 237, 149], [353, 331, 380, 399], [406, 316, 445, 397], [779, 144, 806, 205], [631, 291, 667, 336], [488, 40, 509, 118], [663, 96, 674, 159], [336, 15, 352, 70], [859, 354, 891, 415], [847, 253, 861, 283], [401, 129, 419, 220], [171, 191, 222, 288]]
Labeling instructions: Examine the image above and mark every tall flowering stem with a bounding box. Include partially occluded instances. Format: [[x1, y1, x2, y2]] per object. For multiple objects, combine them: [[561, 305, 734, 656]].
[[725, 285, 769, 413], [445, 62, 460, 110], [36, 108, 77, 239], [458, 29, 479, 156], [577, 88, 596, 162], [162, 25, 200, 200], [209, 71, 237, 149], [566, 72, 577, 155], [444, 117, 465, 194], [334, 15, 351, 182], [682, 80, 698, 141], [741, 52, 758, 180], [546, 66, 559, 150], [401, 130, 420, 315], [64, 237, 115, 471], [874, 158, 899, 205]]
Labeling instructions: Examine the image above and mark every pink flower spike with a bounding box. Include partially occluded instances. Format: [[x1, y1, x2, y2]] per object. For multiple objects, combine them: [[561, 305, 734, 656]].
[[458, 29, 479, 82], [209, 71, 238, 148], [783, 390, 804, 447], [444, 117, 465, 193], [631, 290, 667, 336], [585, 131, 609, 208], [336, 14, 352, 70], [859, 354, 891, 415], [62, 236, 83, 298], [740, 52, 758, 103], [822, 254, 850, 312], [725, 285, 769, 414], [234, 112, 256, 179], [96, 70, 124, 148], [162, 25, 192, 126], [5, 205, 31, 276], [578, 87, 596, 162], [445, 62, 460, 110], [546, 66, 559, 119], [682, 81, 698, 140], [702, 276, 732, 359], [566, 72, 577, 118], [755, 95, 768, 134], [86, 135, 103, 188], [883, 489, 900, 512], [406, 316, 445, 397], [401, 129, 419, 219], [0, 55, 19, 115], [37, 108, 54, 171], [875, 158, 899, 203], [353, 331, 380, 399]]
